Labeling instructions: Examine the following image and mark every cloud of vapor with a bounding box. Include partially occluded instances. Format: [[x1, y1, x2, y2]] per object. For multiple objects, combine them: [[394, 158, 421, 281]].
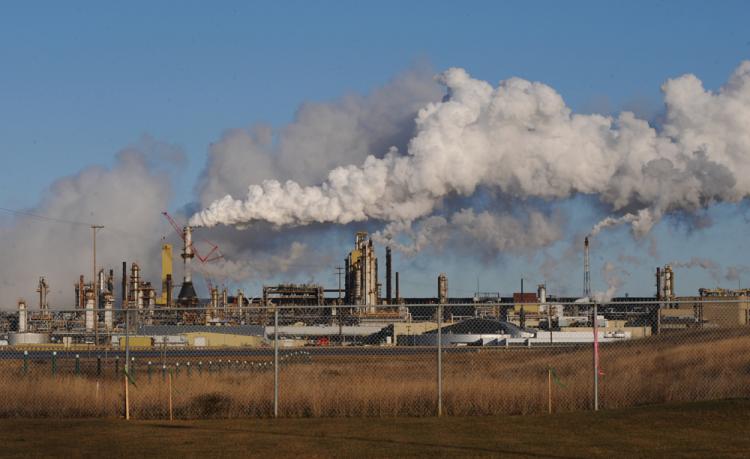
[[725, 265, 750, 285], [669, 257, 722, 282], [373, 208, 563, 259], [593, 261, 629, 303], [191, 62, 750, 249], [194, 241, 325, 283], [195, 65, 443, 207], [0, 138, 179, 308]]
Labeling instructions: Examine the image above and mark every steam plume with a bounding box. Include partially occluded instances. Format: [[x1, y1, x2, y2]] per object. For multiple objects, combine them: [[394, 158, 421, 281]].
[[192, 62, 750, 247]]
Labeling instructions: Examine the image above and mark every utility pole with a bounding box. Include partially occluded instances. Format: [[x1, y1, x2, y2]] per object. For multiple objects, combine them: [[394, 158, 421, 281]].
[[91, 225, 104, 345]]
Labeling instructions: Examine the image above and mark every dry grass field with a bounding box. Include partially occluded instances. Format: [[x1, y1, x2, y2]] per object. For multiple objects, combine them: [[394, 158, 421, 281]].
[[1, 327, 749, 419], [2, 399, 750, 457]]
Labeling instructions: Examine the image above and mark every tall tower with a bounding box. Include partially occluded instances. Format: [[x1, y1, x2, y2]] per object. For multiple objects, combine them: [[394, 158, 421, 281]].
[[159, 243, 173, 305], [177, 226, 198, 304], [345, 232, 378, 306], [385, 246, 392, 305], [36, 277, 49, 311], [583, 236, 591, 298]]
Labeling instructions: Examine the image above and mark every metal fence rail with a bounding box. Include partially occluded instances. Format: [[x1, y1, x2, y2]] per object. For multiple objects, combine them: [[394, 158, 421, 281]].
[[1, 299, 749, 419]]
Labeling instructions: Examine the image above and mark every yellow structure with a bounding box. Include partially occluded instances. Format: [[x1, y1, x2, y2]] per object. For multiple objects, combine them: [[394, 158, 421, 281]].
[[183, 332, 263, 348], [119, 336, 153, 348], [158, 243, 173, 305], [700, 296, 750, 327]]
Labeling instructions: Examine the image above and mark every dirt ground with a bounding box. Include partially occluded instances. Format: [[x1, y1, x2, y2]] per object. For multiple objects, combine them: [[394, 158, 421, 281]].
[[1, 399, 749, 458]]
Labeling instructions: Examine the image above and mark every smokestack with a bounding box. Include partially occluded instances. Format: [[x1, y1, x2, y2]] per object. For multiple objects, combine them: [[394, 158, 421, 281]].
[[182, 226, 194, 283], [438, 273, 448, 304], [17, 299, 27, 333], [78, 275, 85, 309], [108, 269, 114, 294], [583, 236, 591, 298], [655, 266, 662, 300], [538, 284, 547, 303], [165, 274, 172, 308], [386, 246, 392, 305], [121, 261, 127, 309], [177, 226, 198, 304], [395, 271, 400, 304]]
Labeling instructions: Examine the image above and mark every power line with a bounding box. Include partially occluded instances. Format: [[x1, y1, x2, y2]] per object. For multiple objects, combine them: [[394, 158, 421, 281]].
[[0, 206, 94, 227], [0, 206, 164, 242]]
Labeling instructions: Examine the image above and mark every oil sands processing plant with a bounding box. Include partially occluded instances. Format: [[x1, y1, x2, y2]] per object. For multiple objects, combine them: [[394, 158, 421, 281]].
[[2, 219, 749, 350]]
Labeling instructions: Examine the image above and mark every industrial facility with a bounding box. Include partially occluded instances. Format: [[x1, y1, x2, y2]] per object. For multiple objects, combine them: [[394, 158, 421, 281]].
[[1, 220, 747, 349]]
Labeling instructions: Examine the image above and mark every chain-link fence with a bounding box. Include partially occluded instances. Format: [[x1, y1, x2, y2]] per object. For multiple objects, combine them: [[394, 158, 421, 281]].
[[1, 299, 749, 419]]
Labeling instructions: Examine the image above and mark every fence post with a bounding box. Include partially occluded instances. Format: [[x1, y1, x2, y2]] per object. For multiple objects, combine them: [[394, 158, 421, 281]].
[[593, 301, 599, 411], [274, 305, 279, 418], [437, 303, 443, 417], [125, 308, 130, 380], [51, 351, 57, 375], [75, 354, 80, 375], [96, 355, 101, 376], [23, 350, 28, 375]]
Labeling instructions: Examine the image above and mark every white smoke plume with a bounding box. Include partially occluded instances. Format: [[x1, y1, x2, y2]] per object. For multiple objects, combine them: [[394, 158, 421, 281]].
[[195, 65, 442, 207], [191, 62, 750, 248], [0, 139, 178, 308], [593, 262, 629, 303], [373, 209, 563, 258], [590, 209, 658, 237], [194, 241, 317, 283], [725, 265, 750, 285], [669, 257, 722, 282]]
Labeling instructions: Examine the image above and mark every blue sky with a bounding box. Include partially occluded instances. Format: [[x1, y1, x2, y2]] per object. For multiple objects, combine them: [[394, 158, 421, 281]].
[[2, 1, 750, 299]]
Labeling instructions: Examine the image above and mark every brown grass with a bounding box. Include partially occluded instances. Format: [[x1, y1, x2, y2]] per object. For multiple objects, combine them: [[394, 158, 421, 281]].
[[2, 328, 750, 419]]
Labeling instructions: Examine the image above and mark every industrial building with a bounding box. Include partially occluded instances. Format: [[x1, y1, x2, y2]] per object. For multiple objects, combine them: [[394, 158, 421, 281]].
[[3, 224, 749, 349]]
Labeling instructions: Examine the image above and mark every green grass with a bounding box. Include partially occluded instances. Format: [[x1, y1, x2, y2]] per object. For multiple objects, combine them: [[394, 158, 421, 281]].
[[2, 399, 750, 457]]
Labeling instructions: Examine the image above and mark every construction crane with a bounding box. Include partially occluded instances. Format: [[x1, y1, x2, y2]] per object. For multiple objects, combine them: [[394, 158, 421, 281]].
[[162, 211, 224, 292], [162, 211, 223, 263]]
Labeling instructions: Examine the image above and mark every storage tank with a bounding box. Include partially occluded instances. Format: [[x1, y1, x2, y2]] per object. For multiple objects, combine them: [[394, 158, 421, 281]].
[[537, 284, 547, 303]]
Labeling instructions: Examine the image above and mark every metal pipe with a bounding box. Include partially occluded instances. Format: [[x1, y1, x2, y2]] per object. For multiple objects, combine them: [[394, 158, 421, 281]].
[[593, 302, 599, 411], [121, 262, 127, 310], [125, 308, 130, 379], [165, 274, 172, 308], [274, 306, 279, 418], [584, 236, 591, 298], [386, 246, 392, 305], [437, 303, 443, 417], [395, 272, 400, 304]]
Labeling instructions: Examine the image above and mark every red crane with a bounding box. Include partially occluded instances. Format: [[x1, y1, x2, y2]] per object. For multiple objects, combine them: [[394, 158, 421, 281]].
[[162, 211, 224, 292], [162, 211, 224, 263]]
